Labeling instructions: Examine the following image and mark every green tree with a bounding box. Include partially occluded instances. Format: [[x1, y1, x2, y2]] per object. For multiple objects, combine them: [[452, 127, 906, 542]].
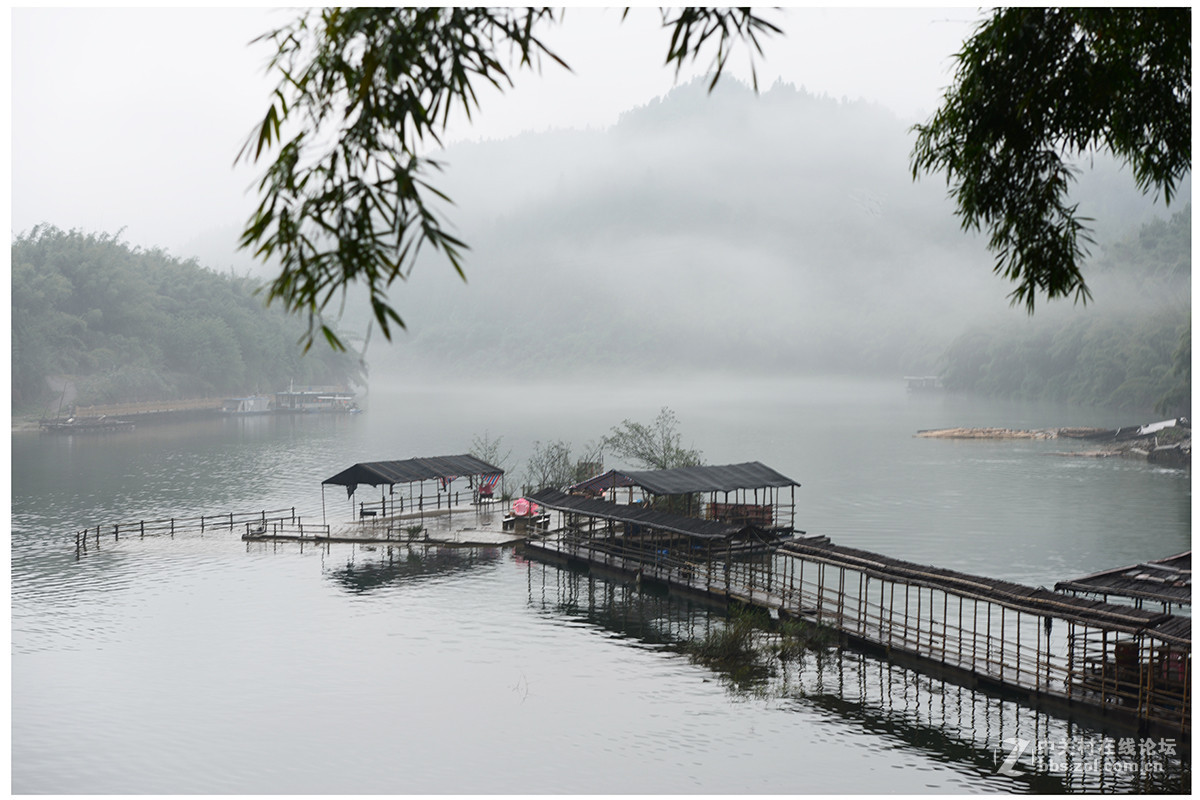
[[523, 439, 575, 492], [11, 226, 366, 409], [604, 407, 703, 470], [911, 8, 1190, 312], [239, 7, 781, 349]]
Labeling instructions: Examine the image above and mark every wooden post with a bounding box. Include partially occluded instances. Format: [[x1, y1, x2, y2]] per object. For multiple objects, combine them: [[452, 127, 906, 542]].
[[941, 591, 948, 662], [1066, 621, 1075, 700], [1136, 634, 1147, 721], [879, 578, 887, 644], [858, 573, 867, 636], [915, 584, 922, 654], [798, 558, 805, 613], [1016, 610, 1024, 687], [999, 606, 1006, 682], [113, 524, 119, 542], [955, 594, 964, 671], [1036, 615, 1044, 693], [972, 599, 979, 670], [985, 602, 992, 675], [836, 566, 845, 629], [816, 562, 825, 622], [887, 581, 895, 647]]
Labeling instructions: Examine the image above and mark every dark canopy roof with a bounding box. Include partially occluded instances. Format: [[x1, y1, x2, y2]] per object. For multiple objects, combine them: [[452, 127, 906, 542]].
[[1055, 551, 1191, 606], [618, 461, 799, 496], [528, 488, 749, 540], [323, 454, 503, 497], [569, 469, 639, 494]]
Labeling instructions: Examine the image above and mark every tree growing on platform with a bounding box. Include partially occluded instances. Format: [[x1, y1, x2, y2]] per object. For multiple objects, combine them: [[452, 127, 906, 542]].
[[522, 438, 605, 493], [604, 407, 703, 471], [469, 431, 512, 473], [523, 439, 575, 493]]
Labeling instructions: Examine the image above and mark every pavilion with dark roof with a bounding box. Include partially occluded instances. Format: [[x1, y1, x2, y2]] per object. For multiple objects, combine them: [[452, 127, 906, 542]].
[[321, 454, 504, 524], [567, 461, 800, 532]]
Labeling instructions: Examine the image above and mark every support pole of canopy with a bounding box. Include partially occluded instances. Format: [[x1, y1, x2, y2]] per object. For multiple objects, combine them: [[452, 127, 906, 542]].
[[790, 484, 795, 532], [322, 485, 327, 527]]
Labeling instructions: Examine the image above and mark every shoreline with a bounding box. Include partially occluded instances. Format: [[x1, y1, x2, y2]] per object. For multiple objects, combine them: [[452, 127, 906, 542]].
[[916, 426, 1191, 467]]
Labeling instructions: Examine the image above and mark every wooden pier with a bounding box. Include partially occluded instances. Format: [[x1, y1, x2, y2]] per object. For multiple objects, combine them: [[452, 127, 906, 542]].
[[73, 503, 525, 555], [72, 507, 322, 556], [521, 489, 1190, 739]]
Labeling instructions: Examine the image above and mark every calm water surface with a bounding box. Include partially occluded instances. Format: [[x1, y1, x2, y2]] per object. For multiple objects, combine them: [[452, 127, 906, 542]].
[[11, 376, 1191, 793]]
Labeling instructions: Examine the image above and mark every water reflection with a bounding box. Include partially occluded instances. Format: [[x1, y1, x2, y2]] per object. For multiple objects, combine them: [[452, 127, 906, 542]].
[[524, 558, 1190, 794], [316, 543, 505, 594]]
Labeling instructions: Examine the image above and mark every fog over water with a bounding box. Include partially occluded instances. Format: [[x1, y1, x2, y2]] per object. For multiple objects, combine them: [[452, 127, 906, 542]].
[[349, 79, 1187, 387]]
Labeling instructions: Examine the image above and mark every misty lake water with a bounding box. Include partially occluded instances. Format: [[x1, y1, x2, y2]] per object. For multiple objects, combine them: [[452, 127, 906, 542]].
[[12, 375, 1191, 793]]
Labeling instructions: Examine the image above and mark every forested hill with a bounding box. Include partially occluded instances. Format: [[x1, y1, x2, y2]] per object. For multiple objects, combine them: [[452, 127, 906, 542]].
[[938, 207, 1191, 417], [11, 226, 364, 411], [366, 78, 1188, 383]]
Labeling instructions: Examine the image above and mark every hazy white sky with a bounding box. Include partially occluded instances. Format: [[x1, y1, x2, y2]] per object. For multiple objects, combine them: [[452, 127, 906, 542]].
[[9, 6, 984, 259]]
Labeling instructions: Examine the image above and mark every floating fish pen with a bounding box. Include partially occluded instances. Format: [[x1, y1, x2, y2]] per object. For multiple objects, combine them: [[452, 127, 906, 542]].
[[775, 539, 1189, 739], [521, 465, 1190, 738]]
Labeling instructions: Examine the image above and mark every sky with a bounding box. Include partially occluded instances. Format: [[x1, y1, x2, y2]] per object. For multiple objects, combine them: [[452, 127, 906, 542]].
[[8, 6, 985, 261]]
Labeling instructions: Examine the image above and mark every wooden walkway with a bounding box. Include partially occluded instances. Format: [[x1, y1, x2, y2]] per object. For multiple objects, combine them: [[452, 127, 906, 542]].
[[523, 532, 1190, 739], [73, 504, 525, 556]]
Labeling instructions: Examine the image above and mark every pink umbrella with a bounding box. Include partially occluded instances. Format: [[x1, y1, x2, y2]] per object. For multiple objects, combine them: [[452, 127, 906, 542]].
[[512, 497, 530, 516]]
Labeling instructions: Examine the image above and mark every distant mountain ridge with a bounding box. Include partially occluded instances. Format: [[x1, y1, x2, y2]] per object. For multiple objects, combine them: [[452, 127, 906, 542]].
[[366, 78, 1187, 381]]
